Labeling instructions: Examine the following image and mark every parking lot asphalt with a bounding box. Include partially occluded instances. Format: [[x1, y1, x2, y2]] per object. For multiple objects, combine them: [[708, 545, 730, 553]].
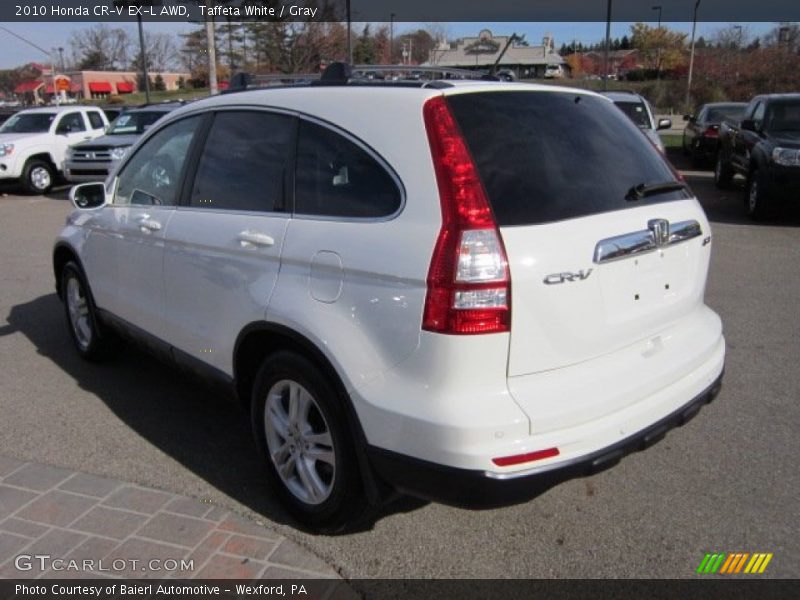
[[0, 151, 798, 580]]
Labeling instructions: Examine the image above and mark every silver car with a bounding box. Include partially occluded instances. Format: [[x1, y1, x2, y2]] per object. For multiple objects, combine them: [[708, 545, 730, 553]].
[[601, 91, 671, 153], [64, 104, 180, 183]]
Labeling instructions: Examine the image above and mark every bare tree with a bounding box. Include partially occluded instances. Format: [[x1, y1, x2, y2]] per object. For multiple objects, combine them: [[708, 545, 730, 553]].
[[69, 24, 131, 71], [130, 31, 180, 72]]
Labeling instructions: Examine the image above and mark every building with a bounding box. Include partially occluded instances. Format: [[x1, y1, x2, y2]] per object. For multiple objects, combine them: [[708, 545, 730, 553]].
[[424, 29, 568, 79], [581, 49, 640, 78], [13, 69, 190, 105]]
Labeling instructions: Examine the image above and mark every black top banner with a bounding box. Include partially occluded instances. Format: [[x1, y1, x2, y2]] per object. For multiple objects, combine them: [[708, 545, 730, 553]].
[[2, 0, 800, 23]]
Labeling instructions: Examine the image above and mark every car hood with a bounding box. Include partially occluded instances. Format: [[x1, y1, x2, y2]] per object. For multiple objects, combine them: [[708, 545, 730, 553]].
[[71, 133, 139, 149], [766, 131, 800, 148], [0, 132, 51, 146]]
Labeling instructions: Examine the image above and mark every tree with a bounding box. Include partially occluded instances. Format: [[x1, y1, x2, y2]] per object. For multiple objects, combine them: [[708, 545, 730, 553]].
[[69, 24, 130, 71], [354, 24, 376, 64], [153, 73, 166, 91], [712, 25, 750, 49], [630, 23, 687, 73], [130, 31, 179, 73]]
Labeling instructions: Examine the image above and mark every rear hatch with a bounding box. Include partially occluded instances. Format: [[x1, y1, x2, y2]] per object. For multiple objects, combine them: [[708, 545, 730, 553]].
[[446, 89, 710, 377]]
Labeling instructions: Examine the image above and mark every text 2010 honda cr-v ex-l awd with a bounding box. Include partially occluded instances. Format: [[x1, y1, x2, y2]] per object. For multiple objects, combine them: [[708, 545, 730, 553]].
[[54, 65, 724, 531]]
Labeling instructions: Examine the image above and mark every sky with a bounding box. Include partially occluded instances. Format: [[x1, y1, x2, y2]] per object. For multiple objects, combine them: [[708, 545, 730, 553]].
[[0, 20, 778, 70]]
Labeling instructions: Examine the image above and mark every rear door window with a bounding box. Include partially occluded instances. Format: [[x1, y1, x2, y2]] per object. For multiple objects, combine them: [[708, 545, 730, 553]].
[[294, 120, 401, 219], [87, 111, 105, 130], [446, 91, 687, 226]]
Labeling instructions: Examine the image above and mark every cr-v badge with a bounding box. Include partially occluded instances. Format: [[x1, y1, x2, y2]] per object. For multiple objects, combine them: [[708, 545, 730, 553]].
[[543, 269, 593, 285]]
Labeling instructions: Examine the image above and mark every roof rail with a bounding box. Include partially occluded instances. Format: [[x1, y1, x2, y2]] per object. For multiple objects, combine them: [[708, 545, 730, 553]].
[[225, 62, 494, 93]]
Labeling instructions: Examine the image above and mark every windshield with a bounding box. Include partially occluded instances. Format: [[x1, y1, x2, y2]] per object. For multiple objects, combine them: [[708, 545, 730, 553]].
[[706, 105, 746, 122], [447, 91, 685, 226], [765, 101, 800, 132], [614, 101, 652, 129], [107, 111, 166, 135], [0, 113, 55, 134]]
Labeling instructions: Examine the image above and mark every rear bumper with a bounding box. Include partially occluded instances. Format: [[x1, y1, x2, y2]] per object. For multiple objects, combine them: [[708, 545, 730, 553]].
[[368, 371, 723, 508]]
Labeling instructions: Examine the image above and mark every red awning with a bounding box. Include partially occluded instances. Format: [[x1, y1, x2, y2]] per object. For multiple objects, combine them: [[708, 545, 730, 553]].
[[14, 80, 43, 94], [88, 82, 113, 93], [116, 82, 135, 93]]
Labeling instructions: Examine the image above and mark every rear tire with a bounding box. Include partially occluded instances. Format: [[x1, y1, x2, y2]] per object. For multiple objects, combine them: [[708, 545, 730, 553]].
[[22, 159, 55, 195], [714, 153, 734, 189], [251, 351, 367, 532]]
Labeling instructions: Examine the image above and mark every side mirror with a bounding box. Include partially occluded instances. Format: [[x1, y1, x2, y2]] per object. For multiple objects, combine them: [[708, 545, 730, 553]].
[[69, 182, 106, 209], [657, 118, 672, 130], [741, 119, 757, 132]]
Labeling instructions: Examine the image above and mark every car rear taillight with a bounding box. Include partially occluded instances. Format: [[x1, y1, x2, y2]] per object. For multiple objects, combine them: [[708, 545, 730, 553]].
[[703, 125, 719, 138], [422, 96, 510, 335]]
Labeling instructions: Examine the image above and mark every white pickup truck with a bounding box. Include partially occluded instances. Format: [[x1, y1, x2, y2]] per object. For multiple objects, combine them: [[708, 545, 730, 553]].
[[0, 106, 109, 194]]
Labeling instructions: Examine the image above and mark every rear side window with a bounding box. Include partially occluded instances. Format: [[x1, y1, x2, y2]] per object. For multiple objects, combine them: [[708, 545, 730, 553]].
[[87, 111, 105, 129], [294, 120, 401, 219], [447, 92, 687, 226], [190, 111, 293, 212]]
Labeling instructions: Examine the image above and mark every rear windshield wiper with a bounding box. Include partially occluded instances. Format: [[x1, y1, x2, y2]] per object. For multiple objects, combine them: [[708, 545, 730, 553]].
[[625, 181, 687, 202]]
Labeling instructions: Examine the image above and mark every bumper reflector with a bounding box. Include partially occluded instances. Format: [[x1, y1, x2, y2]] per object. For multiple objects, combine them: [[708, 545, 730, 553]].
[[492, 447, 560, 467]]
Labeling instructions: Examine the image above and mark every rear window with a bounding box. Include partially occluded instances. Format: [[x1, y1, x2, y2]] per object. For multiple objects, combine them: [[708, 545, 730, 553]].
[[706, 105, 746, 122], [447, 91, 687, 226]]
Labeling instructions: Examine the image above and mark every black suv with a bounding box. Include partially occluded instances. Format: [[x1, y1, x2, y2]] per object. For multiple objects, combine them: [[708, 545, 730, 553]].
[[716, 94, 800, 219]]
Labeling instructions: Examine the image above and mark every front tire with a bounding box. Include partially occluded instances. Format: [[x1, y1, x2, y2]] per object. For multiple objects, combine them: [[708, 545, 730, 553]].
[[22, 159, 55, 195], [251, 351, 366, 532], [61, 262, 111, 361], [745, 169, 773, 221], [714, 153, 734, 189]]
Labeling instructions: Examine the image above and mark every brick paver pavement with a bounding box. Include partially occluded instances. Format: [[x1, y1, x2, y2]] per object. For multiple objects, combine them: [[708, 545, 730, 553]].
[[0, 455, 342, 583]]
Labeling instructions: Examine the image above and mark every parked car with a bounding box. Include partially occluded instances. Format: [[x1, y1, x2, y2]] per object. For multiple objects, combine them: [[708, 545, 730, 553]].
[[601, 91, 671, 152], [100, 106, 125, 123], [65, 103, 180, 183], [682, 102, 747, 164], [0, 108, 19, 126], [55, 64, 724, 531], [544, 64, 564, 79], [715, 93, 800, 220], [0, 105, 109, 193]]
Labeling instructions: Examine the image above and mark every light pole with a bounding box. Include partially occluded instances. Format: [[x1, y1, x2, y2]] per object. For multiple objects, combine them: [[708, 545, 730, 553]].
[[58, 47, 65, 74], [652, 5, 662, 81], [603, 0, 612, 90], [0, 25, 59, 105], [390, 13, 395, 64], [685, 0, 701, 111]]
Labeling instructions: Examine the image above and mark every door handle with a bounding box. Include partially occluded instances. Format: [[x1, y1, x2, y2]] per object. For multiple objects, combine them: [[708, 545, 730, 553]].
[[237, 230, 275, 248], [136, 215, 162, 232]]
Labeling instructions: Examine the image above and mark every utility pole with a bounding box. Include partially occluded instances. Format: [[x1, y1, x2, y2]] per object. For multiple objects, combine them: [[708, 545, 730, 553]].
[[136, 13, 151, 103], [685, 0, 701, 111], [603, 0, 612, 90], [346, 0, 352, 64], [205, 1, 218, 94], [390, 13, 395, 64]]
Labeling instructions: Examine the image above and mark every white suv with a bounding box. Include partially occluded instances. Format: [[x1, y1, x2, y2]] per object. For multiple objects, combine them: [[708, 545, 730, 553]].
[[54, 65, 725, 531], [0, 106, 109, 193]]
